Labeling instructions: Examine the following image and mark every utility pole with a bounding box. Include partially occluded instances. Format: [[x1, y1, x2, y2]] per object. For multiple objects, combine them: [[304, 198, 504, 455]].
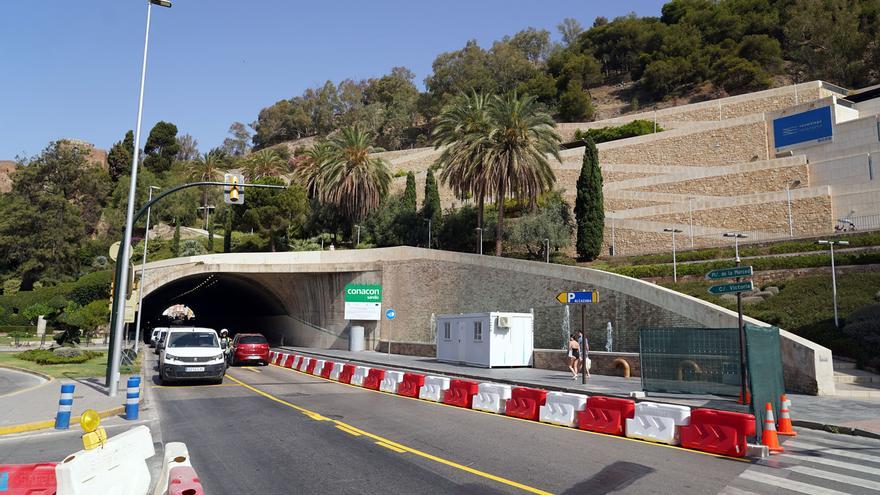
[[724, 232, 749, 404], [475, 227, 483, 255], [818, 240, 849, 328], [133, 185, 160, 354], [786, 180, 801, 237], [663, 228, 683, 283]]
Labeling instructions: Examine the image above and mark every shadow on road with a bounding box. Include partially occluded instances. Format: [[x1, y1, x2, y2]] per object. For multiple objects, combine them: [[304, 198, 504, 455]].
[[560, 461, 655, 495]]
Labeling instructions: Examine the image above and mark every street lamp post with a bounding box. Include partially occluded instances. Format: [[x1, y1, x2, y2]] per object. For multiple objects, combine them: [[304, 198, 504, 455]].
[[107, 0, 172, 397], [723, 231, 749, 403], [786, 180, 801, 237], [354, 224, 361, 247], [475, 227, 483, 255], [132, 185, 160, 354], [818, 240, 849, 328], [424, 218, 432, 249], [688, 197, 695, 248], [543, 238, 550, 263], [663, 228, 683, 282], [197, 205, 215, 231]]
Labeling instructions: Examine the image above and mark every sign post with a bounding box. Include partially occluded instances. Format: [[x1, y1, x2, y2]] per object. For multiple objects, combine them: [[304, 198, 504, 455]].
[[555, 290, 599, 384], [707, 259, 754, 404], [385, 308, 396, 355]]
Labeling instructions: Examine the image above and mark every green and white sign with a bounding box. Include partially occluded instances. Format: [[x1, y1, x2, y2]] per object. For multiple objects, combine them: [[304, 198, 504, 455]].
[[707, 281, 754, 295], [705, 266, 753, 280], [344, 284, 382, 320]]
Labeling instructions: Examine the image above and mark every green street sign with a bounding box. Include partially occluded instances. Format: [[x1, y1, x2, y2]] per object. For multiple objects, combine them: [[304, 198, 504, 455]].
[[705, 266, 753, 280], [344, 284, 382, 303], [708, 281, 754, 295]]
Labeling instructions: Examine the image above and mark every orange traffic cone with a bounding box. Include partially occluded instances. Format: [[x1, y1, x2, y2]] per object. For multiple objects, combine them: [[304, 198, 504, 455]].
[[778, 394, 797, 437], [762, 402, 785, 453]]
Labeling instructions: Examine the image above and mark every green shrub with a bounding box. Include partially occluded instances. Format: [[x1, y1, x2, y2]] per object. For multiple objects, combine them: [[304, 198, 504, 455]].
[[843, 304, 880, 369], [67, 271, 112, 306], [53, 347, 82, 358], [15, 348, 101, 365], [574, 120, 663, 144]]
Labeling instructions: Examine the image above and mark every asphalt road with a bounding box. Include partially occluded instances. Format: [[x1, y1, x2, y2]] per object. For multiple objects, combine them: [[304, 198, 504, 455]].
[[0, 367, 44, 397], [149, 355, 752, 495]]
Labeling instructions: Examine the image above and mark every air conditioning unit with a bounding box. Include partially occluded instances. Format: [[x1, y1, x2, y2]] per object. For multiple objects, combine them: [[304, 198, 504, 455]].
[[497, 316, 511, 328]]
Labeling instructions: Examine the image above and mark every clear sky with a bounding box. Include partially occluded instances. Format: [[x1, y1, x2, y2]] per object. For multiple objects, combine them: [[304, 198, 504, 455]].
[[0, 1, 667, 159]]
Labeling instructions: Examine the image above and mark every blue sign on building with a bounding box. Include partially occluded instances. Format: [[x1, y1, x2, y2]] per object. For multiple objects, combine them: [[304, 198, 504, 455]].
[[772, 106, 833, 150]]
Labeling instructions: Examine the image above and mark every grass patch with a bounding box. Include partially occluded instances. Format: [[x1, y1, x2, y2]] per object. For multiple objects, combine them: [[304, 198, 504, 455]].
[[0, 350, 141, 378], [661, 272, 880, 359]]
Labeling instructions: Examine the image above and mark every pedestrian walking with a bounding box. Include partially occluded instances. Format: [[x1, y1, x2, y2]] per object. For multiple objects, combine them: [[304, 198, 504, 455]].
[[567, 335, 581, 380]]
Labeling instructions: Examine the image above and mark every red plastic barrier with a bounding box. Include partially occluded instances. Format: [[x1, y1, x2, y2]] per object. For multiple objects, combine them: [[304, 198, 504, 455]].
[[680, 408, 756, 457], [306, 359, 318, 374], [272, 353, 282, 365], [0, 462, 57, 495], [577, 396, 635, 435], [397, 373, 426, 398], [505, 387, 548, 421], [167, 465, 206, 495], [442, 379, 479, 408], [363, 369, 386, 390], [320, 361, 334, 378], [339, 364, 356, 384], [283, 354, 295, 368]]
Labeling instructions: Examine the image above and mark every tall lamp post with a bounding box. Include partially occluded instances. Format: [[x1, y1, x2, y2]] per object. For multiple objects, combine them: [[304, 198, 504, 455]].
[[786, 180, 801, 237], [107, 0, 172, 397], [723, 231, 749, 403], [132, 185, 160, 354], [543, 238, 550, 263], [663, 228, 683, 282], [475, 227, 483, 255], [818, 239, 849, 328], [354, 224, 361, 247], [424, 218, 432, 249]]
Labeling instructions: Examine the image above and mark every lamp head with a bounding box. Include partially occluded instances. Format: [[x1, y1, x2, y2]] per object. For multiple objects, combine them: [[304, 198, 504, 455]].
[[150, 0, 172, 7]]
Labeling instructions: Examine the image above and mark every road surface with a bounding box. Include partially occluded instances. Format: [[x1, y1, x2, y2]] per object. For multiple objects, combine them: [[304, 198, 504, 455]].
[[0, 366, 45, 397]]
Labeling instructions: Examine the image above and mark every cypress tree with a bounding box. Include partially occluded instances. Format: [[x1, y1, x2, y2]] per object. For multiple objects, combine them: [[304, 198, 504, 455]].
[[422, 169, 441, 221], [575, 136, 604, 260], [402, 171, 417, 213], [207, 222, 215, 252], [223, 209, 232, 253], [172, 219, 181, 257]]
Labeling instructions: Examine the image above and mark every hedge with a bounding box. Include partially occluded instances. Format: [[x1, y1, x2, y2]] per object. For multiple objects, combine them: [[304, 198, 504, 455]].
[[14, 349, 102, 365]]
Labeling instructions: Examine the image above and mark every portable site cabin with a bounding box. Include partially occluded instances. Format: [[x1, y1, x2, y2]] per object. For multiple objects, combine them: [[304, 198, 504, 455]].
[[435, 312, 533, 368]]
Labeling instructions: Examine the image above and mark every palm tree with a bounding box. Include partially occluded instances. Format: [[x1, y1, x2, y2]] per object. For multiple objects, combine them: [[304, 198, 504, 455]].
[[242, 149, 288, 181], [432, 91, 493, 229], [185, 150, 227, 229], [478, 93, 561, 255], [291, 142, 334, 198], [318, 126, 391, 223]]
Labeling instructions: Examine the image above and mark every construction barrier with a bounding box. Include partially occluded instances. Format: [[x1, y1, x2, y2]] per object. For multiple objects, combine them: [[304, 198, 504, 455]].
[[0, 462, 57, 495], [166, 466, 204, 495], [472, 383, 512, 414], [330, 362, 344, 381], [418, 376, 451, 402], [681, 408, 756, 457], [577, 396, 635, 435], [308, 359, 324, 375], [442, 379, 479, 408], [269, 351, 277, 363], [397, 373, 426, 398], [539, 391, 588, 428], [55, 383, 75, 430], [282, 354, 294, 368], [379, 370, 405, 394], [351, 366, 371, 387], [363, 369, 386, 390], [56, 425, 155, 495], [625, 402, 691, 445], [339, 364, 356, 384], [291, 355, 302, 369], [505, 387, 547, 421], [124, 376, 141, 421], [152, 442, 204, 495], [320, 361, 334, 379], [298, 357, 311, 372]]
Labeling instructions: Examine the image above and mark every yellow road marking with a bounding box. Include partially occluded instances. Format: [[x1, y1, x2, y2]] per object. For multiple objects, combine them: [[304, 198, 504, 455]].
[[243, 367, 262, 373], [269, 362, 751, 464], [376, 441, 407, 453], [0, 406, 125, 436], [226, 374, 329, 422], [335, 425, 362, 436], [232, 370, 552, 495]]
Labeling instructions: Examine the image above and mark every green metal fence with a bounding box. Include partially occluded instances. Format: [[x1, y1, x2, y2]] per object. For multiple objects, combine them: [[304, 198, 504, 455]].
[[745, 324, 785, 438]]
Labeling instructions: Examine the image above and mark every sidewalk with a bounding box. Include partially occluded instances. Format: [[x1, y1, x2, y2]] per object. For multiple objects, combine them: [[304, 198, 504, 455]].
[[280, 346, 880, 438], [0, 371, 139, 435]]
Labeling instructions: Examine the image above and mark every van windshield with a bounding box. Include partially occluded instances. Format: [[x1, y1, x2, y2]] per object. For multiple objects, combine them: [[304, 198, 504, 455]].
[[168, 332, 218, 348]]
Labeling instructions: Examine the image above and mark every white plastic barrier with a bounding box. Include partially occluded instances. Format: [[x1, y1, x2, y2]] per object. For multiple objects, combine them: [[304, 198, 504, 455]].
[[379, 370, 405, 394], [329, 362, 344, 381], [56, 425, 155, 495], [298, 357, 311, 372], [472, 383, 512, 414], [625, 401, 691, 445], [269, 351, 277, 363], [152, 442, 195, 495], [351, 366, 371, 387], [539, 391, 588, 427], [311, 359, 326, 375], [418, 376, 451, 402], [291, 355, 302, 369]]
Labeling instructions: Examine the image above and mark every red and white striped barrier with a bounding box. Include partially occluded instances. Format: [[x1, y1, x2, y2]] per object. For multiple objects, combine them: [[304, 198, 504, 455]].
[[472, 383, 512, 414]]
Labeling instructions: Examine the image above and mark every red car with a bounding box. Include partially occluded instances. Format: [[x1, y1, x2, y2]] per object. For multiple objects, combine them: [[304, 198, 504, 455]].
[[230, 333, 270, 365]]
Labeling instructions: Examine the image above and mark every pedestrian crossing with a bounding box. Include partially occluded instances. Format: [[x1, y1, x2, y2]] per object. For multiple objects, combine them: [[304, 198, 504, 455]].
[[720, 429, 880, 495]]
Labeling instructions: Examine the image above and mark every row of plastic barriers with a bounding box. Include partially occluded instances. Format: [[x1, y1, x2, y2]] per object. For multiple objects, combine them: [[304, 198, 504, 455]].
[[269, 351, 757, 458]]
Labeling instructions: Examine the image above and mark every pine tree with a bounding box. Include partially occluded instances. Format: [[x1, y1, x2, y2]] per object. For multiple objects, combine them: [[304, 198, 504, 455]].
[[223, 209, 232, 253], [422, 169, 441, 221], [107, 130, 134, 181], [172, 219, 181, 257], [575, 136, 604, 260], [403, 171, 417, 213]]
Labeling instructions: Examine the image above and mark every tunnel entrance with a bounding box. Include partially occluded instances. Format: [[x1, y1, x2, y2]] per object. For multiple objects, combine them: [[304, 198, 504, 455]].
[[141, 273, 288, 341]]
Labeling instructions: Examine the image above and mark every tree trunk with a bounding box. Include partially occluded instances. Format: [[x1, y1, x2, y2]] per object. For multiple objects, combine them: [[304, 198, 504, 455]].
[[495, 181, 506, 256]]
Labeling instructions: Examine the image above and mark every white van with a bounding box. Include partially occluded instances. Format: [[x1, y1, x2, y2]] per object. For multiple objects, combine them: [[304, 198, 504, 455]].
[[149, 327, 167, 348], [158, 327, 225, 384]]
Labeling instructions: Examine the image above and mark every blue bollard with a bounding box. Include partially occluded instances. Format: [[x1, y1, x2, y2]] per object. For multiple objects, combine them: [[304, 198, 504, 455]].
[[125, 376, 141, 420], [55, 383, 75, 429]]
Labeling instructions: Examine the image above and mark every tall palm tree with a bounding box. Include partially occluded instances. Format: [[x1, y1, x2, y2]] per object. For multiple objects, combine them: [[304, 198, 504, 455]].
[[477, 93, 561, 255], [292, 142, 334, 198], [185, 150, 227, 229], [243, 149, 288, 181], [318, 126, 391, 223], [432, 91, 493, 229]]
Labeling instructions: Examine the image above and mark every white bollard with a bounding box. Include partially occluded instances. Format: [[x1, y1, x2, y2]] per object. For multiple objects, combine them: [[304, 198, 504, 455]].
[[625, 401, 691, 445], [539, 391, 588, 427], [351, 366, 371, 387], [330, 362, 344, 381], [311, 359, 326, 375], [379, 371, 405, 394], [472, 383, 512, 414], [298, 357, 311, 372], [418, 376, 451, 402], [55, 425, 155, 495]]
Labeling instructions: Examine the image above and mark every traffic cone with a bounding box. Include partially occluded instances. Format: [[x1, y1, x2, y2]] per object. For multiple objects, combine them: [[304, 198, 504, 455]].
[[778, 394, 797, 437], [762, 402, 785, 453], [737, 387, 751, 405]]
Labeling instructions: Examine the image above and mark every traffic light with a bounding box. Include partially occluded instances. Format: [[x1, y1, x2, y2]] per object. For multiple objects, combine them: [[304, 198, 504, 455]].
[[224, 173, 244, 205]]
